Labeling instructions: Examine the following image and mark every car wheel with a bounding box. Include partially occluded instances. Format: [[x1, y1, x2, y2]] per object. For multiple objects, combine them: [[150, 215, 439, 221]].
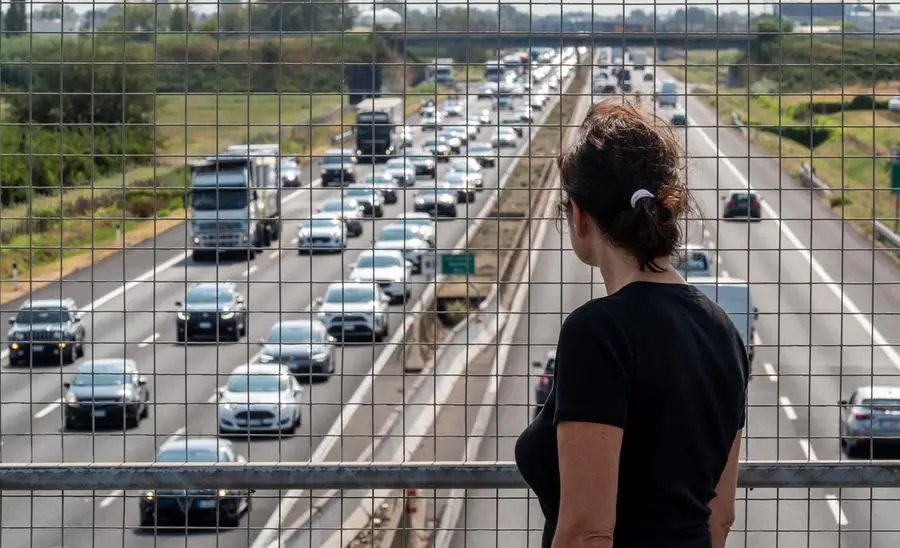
[[176, 331, 186, 344], [64, 343, 77, 365], [126, 410, 140, 429], [76, 341, 86, 358], [139, 514, 154, 528], [140, 399, 150, 419], [64, 414, 77, 431], [218, 506, 241, 528]]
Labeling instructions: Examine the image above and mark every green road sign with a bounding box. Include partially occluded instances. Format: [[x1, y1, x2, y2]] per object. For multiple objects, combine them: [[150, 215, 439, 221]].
[[440, 253, 476, 276]]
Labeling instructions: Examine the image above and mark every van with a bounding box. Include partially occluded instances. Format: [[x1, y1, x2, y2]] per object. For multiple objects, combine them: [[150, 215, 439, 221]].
[[673, 244, 712, 278], [690, 276, 759, 365], [658, 79, 679, 107]]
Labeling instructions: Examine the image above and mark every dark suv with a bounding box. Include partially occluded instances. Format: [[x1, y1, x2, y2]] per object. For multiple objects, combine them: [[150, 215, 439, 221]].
[[531, 349, 557, 418], [320, 149, 357, 187], [722, 190, 762, 220], [175, 283, 248, 343], [7, 298, 87, 366]]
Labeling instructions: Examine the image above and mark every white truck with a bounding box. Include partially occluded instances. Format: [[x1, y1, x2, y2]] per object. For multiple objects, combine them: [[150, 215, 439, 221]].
[[188, 144, 282, 261], [631, 50, 648, 71]]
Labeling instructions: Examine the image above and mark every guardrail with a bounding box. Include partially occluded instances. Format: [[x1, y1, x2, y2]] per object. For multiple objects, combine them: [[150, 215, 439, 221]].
[[2, 462, 900, 490], [799, 162, 900, 250]]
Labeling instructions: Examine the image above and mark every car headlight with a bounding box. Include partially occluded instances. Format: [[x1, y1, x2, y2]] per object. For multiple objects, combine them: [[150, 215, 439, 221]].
[[346, 167, 354, 174], [177, 312, 189, 320], [425, 160, 434, 167], [144, 491, 156, 501], [219, 400, 234, 412], [65, 392, 77, 406], [414, 197, 425, 205], [221, 311, 235, 320]]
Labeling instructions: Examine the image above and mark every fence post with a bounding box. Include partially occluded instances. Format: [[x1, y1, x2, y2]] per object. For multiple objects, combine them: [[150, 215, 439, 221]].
[[115, 223, 121, 245], [11, 262, 18, 291]]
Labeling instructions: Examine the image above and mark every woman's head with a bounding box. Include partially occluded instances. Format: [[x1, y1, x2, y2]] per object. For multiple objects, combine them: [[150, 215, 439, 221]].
[[557, 100, 692, 272]]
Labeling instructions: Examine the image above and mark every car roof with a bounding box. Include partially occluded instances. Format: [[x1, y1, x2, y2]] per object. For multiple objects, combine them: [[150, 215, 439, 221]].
[[357, 248, 405, 259], [190, 282, 235, 292], [855, 386, 900, 401], [158, 436, 233, 454], [76, 358, 137, 373], [728, 189, 760, 196], [689, 276, 749, 286], [19, 298, 75, 310], [327, 281, 378, 291], [229, 362, 291, 377], [396, 212, 432, 220]]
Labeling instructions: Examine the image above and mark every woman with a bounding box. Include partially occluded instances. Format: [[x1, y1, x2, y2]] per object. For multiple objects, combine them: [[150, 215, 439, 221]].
[[515, 101, 749, 548]]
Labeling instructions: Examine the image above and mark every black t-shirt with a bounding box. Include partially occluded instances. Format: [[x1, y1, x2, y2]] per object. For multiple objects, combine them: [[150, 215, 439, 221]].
[[515, 281, 749, 548]]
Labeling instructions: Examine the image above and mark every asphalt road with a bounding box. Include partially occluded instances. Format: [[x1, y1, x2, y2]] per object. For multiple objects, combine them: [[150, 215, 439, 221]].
[[446, 60, 900, 548], [0, 75, 562, 547]]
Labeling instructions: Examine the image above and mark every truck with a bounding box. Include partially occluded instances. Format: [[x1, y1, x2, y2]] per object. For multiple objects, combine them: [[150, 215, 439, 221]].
[[631, 50, 648, 71], [425, 58, 454, 84], [188, 144, 282, 261], [355, 97, 403, 163]]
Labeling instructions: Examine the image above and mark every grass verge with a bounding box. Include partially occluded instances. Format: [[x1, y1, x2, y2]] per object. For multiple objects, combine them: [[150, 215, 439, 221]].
[[0, 84, 454, 304], [662, 49, 742, 87]]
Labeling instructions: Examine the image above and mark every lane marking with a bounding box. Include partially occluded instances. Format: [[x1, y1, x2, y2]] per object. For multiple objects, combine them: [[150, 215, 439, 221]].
[[242, 265, 258, 278], [763, 362, 777, 382], [706, 240, 715, 250], [687, 116, 900, 372], [721, 270, 730, 278], [34, 398, 62, 419], [290, 237, 299, 245], [138, 332, 160, 348], [799, 439, 818, 461], [99, 491, 121, 508], [825, 494, 849, 526], [779, 396, 798, 420], [267, 250, 280, 260]]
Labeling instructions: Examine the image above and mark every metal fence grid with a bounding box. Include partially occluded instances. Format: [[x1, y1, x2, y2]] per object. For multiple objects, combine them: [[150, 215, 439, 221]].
[[1, 1, 900, 547]]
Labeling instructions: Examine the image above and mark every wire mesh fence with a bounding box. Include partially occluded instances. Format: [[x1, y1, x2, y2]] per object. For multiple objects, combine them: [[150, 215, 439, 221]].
[[1, 1, 900, 547]]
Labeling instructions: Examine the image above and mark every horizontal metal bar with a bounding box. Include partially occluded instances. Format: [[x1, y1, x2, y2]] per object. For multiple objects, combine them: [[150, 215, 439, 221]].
[[3, 462, 900, 491]]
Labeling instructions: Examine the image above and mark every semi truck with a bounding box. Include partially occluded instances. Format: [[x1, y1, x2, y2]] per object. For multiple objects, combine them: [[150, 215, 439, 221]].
[[426, 58, 454, 84], [188, 144, 282, 261], [355, 97, 403, 163]]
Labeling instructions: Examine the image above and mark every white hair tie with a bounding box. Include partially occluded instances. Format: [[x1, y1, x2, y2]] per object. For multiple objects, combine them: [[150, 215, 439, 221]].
[[630, 189, 655, 208]]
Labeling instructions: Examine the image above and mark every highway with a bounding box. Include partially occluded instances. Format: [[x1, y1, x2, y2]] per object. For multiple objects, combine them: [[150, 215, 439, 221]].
[[444, 57, 900, 548], [0, 63, 572, 546]]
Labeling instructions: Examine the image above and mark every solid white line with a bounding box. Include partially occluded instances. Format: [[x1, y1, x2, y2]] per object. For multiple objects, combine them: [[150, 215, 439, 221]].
[[243, 265, 258, 278], [99, 491, 122, 508], [825, 494, 849, 526], [763, 362, 777, 382], [799, 439, 818, 461], [138, 332, 160, 348], [721, 270, 730, 278], [34, 398, 62, 419], [688, 116, 900, 372], [706, 240, 715, 250], [267, 250, 280, 259], [779, 396, 798, 420]]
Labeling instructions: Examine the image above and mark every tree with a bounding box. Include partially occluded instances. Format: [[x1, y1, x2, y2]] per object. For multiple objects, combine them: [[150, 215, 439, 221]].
[[3, 0, 28, 35], [169, 6, 193, 31]]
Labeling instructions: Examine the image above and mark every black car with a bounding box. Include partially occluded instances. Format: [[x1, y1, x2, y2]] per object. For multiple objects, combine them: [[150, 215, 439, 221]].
[[139, 437, 251, 528], [6, 298, 86, 366], [722, 190, 763, 220], [402, 148, 438, 177], [258, 320, 337, 379], [175, 283, 248, 343], [531, 350, 556, 418], [320, 149, 357, 187], [344, 186, 385, 218], [63, 358, 151, 429], [413, 185, 459, 218]]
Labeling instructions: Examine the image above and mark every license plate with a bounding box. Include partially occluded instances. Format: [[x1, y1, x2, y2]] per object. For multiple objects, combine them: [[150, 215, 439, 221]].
[[199, 322, 212, 329], [196, 500, 217, 509], [92, 409, 107, 418], [32, 345, 44, 352]]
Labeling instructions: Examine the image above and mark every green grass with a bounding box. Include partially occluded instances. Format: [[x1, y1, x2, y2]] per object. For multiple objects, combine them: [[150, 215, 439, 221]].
[[663, 49, 742, 87], [453, 64, 485, 81]]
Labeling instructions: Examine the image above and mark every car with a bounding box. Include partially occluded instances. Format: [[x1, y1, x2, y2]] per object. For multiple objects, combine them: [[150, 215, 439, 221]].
[[515, 106, 534, 122], [644, 72, 654, 82], [477, 109, 492, 125], [442, 172, 477, 202], [360, 173, 399, 204], [175, 283, 248, 343], [722, 190, 762, 220], [413, 184, 459, 218], [467, 142, 497, 168], [436, 131, 463, 154], [374, 223, 433, 274], [401, 147, 438, 178], [298, 217, 346, 254], [494, 96, 514, 111], [344, 185, 385, 217], [319, 148, 357, 186], [450, 157, 484, 180], [476, 83, 497, 100], [423, 138, 452, 161], [491, 128, 518, 148], [445, 125, 471, 144], [840, 386, 900, 458], [500, 115, 526, 138], [279, 159, 302, 187], [889, 96, 900, 112], [442, 100, 464, 117], [397, 126, 415, 147], [530, 350, 556, 418], [393, 212, 437, 245], [63, 358, 151, 429], [6, 298, 86, 366], [383, 157, 417, 187], [690, 276, 758, 365], [258, 320, 335, 378], [317, 198, 364, 237], [419, 114, 440, 130], [138, 437, 251, 528], [348, 249, 413, 303], [315, 282, 391, 341], [672, 244, 712, 278], [218, 363, 304, 434], [465, 118, 482, 135], [670, 109, 687, 126]]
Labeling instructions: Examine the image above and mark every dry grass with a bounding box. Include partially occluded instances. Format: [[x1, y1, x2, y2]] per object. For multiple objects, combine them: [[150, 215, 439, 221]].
[[663, 49, 742, 87]]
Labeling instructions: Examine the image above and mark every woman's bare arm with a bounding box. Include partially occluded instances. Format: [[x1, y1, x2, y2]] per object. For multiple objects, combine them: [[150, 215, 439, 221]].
[[709, 430, 743, 548], [553, 421, 623, 548]]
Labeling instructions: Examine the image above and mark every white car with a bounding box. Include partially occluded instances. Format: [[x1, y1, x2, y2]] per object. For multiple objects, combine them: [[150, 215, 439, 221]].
[[217, 363, 303, 435], [315, 282, 391, 341], [348, 250, 413, 303], [394, 212, 436, 245], [491, 128, 518, 148], [889, 96, 900, 112], [450, 157, 483, 177], [297, 217, 346, 254], [384, 158, 417, 187], [374, 223, 432, 274]]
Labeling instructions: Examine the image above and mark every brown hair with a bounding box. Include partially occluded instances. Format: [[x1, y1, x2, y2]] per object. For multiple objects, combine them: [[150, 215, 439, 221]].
[[557, 100, 692, 272]]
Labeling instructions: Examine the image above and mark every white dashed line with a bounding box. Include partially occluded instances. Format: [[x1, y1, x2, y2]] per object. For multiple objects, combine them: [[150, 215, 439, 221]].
[[99, 491, 121, 508], [138, 332, 160, 348], [242, 265, 258, 278], [779, 396, 798, 420], [721, 270, 730, 278], [703, 229, 710, 239], [825, 494, 849, 526], [799, 439, 818, 461], [762, 362, 777, 382], [290, 237, 299, 245], [34, 398, 62, 419], [268, 250, 280, 259]]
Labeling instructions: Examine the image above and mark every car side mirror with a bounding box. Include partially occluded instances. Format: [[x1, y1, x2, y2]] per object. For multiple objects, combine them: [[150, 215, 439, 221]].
[[252, 190, 259, 201], [7, 318, 14, 325], [138, 377, 147, 386], [258, 338, 266, 345], [753, 307, 759, 321], [63, 382, 71, 389], [314, 297, 324, 308], [531, 360, 543, 369], [218, 387, 226, 397], [839, 399, 848, 406], [174, 301, 182, 308]]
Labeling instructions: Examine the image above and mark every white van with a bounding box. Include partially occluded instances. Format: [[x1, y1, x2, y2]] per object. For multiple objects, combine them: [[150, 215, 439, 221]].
[[658, 79, 679, 107], [690, 276, 759, 365]]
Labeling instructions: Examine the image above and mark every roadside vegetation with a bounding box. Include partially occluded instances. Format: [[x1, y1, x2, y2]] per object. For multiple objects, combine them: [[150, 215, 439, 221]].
[[664, 32, 900, 237]]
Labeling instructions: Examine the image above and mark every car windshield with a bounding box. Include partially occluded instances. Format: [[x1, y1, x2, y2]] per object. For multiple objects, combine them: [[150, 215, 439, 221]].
[[347, 187, 376, 197], [730, 193, 755, 203], [364, 175, 392, 185], [187, 287, 233, 304], [545, 358, 556, 373], [322, 154, 351, 166], [469, 145, 492, 153], [15, 308, 70, 324], [324, 286, 375, 303], [157, 448, 227, 463], [452, 160, 478, 171], [321, 201, 350, 212], [356, 254, 403, 268], [227, 373, 289, 393], [380, 226, 417, 241], [266, 324, 319, 344], [861, 398, 900, 410], [401, 218, 430, 227], [424, 139, 441, 147], [386, 160, 409, 169], [443, 173, 466, 184], [672, 252, 709, 273], [72, 368, 127, 387], [302, 218, 339, 229]]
